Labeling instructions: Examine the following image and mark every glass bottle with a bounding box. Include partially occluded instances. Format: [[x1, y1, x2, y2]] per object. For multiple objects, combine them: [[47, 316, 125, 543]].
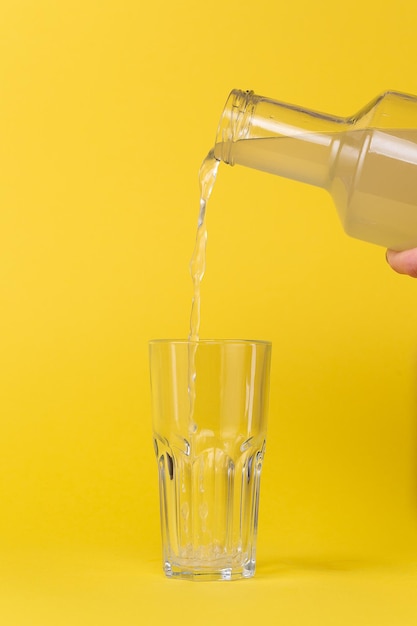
[[214, 89, 417, 250]]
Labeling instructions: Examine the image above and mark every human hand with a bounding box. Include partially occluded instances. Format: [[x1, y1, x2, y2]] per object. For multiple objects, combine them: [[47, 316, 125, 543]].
[[386, 249, 417, 278]]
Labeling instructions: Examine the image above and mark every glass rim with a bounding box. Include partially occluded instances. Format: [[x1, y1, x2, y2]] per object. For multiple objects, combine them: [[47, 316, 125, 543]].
[[148, 338, 272, 347]]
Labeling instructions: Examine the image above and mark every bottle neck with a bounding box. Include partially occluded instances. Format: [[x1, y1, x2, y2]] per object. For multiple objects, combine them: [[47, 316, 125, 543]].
[[214, 90, 351, 189]]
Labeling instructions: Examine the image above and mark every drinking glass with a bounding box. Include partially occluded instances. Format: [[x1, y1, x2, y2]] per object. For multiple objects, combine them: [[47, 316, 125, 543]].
[[149, 339, 272, 581]]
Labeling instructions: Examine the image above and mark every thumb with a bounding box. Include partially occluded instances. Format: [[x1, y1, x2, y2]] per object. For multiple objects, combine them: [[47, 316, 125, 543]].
[[386, 248, 417, 278]]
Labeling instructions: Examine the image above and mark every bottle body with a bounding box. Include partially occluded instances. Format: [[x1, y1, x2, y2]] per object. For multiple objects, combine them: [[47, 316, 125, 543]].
[[214, 90, 417, 250]]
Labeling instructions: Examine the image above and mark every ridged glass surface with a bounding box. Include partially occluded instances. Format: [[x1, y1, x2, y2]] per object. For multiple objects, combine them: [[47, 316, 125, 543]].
[[156, 435, 265, 580]]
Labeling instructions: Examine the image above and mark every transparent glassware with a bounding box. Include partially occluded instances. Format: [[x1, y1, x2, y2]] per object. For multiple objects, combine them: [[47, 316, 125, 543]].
[[149, 339, 272, 581], [214, 89, 417, 250]]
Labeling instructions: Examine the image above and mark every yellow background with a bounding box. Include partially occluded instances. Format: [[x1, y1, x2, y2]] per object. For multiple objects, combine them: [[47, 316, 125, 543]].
[[1, 1, 417, 624]]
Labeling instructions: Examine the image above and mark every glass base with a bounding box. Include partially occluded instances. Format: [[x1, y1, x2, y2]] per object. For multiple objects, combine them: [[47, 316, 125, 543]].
[[163, 559, 256, 581]]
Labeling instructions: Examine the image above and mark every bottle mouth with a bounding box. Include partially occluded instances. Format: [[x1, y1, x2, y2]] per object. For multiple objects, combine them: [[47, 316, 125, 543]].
[[214, 89, 258, 164]]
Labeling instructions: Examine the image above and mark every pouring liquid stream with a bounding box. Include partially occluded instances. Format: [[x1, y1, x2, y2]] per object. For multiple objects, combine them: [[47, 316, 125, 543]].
[[187, 150, 220, 430]]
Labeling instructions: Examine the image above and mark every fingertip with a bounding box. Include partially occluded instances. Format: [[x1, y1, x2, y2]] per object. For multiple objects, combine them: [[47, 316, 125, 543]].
[[386, 248, 417, 278]]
